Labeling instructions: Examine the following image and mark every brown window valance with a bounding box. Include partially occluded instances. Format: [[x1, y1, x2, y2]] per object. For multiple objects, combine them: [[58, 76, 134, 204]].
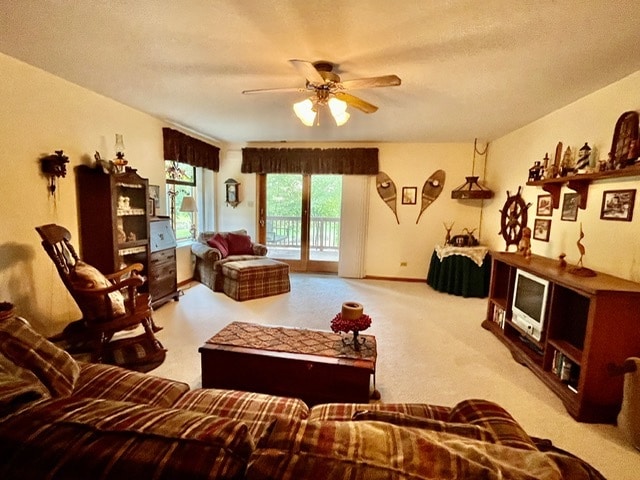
[[241, 148, 379, 175], [163, 127, 220, 171]]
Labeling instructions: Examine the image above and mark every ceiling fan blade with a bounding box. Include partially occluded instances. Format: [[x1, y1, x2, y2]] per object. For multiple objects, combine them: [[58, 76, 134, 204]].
[[242, 86, 307, 95], [340, 75, 401, 90], [334, 92, 379, 114], [289, 59, 326, 84]]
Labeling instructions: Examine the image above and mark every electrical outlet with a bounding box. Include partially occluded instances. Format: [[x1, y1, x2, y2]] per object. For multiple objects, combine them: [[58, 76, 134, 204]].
[[400, 261, 408, 267]]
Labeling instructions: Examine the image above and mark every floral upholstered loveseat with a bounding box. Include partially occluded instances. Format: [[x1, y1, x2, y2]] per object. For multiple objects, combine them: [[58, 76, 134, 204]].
[[192, 230, 267, 292], [0, 312, 604, 479]]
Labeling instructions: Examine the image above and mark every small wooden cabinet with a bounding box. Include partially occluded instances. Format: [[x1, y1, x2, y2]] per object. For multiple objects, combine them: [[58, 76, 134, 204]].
[[76, 165, 150, 280], [484, 251, 640, 423], [149, 216, 179, 309]]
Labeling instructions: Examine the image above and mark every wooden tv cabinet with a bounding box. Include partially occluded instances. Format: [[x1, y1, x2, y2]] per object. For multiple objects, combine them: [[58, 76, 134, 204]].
[[483, 251, 640, 423]]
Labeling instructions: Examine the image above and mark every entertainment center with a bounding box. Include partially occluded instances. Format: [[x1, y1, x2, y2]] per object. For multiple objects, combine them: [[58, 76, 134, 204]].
[[483, 251, 640, 423]]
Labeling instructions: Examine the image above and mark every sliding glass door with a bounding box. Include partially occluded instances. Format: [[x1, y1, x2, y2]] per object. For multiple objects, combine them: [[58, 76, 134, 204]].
[[258, 174, 341, 273]]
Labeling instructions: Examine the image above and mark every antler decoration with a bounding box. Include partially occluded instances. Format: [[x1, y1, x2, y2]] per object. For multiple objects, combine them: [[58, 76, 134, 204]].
[[443, 222, 454, 244]]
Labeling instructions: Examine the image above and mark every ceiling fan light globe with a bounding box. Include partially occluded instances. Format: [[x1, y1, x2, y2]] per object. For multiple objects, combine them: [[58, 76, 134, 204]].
[[328, 97, 347, 115], [293, 99, 316, 126], [333, 111, 350, 126]]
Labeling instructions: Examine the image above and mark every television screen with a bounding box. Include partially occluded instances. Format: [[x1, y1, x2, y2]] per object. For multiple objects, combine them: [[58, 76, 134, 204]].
[[514, 274, 545, 324]]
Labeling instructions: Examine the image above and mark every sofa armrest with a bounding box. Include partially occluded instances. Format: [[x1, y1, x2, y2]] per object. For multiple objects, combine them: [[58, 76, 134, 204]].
[[252, 243, 268, 256], [191, 241, 222, 262]]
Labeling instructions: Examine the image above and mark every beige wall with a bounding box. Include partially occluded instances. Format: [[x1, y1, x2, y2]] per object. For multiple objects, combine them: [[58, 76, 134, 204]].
[[483, 70, 640, 282], [367, 143, 487, 278], [216, 147, 258, 236], [0, 53, 167, 334]]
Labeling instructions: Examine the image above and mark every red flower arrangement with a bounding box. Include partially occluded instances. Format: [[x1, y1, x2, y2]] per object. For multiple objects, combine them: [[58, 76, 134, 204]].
[[330, 313, 372, 334], [331, 313, 372, 351]]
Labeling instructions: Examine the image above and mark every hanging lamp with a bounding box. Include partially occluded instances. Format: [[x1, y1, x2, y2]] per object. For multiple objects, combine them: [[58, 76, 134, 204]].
[[451, 138, 494, 200]]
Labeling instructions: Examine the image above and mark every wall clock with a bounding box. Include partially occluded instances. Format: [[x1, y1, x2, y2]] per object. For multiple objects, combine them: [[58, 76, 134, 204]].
[[499, 187, 531, 251]]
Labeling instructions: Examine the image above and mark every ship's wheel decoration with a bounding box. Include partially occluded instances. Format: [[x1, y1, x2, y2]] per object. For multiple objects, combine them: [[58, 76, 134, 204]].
[[499, 187, 531, 251]]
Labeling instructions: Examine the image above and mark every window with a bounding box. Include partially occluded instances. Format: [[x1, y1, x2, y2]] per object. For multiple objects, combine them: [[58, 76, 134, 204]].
[[165, 160, 196, 241]]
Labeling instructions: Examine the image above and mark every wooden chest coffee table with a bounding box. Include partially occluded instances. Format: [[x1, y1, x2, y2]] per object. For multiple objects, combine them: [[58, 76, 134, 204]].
[[199, 322, 377, 406]]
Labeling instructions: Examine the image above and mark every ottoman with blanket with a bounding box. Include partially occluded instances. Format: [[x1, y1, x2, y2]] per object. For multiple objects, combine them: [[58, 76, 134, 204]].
[[222, 258, 290, 301], [0, 309, 605, 479]]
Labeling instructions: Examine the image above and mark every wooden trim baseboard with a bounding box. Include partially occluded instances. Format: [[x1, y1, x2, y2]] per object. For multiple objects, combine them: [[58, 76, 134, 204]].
[[364, 275, 426, 283]]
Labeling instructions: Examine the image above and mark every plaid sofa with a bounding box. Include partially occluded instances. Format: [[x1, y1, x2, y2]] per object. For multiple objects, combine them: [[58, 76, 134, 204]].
[[0, 313, 604, 479], [192, 230, 268, 292]]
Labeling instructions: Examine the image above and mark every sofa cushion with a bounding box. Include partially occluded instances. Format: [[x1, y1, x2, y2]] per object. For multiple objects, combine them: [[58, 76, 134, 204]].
[[248, 419, 565, 480], [449, 398, 538, 451], [0, 397, 254, 480], [0, 367, 50, 416], [0, 315, 80, 397], [69, 260, 127, 320], [352, 409, 498, 442], [73, 362, 189, 408], [308, 401, 451, 422], [174, 388, 309, 443], [227, 232, 254, 255]]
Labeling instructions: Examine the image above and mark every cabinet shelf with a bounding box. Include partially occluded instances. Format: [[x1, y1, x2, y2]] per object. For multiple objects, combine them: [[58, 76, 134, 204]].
[[485, 251, 640, 423], [117, 208, 146, 216], [548, 339, 582, 365], [527, 165, 640, 210]]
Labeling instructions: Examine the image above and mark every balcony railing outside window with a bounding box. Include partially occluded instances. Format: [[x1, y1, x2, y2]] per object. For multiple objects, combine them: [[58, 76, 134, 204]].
[[266, 216, 340, 251]]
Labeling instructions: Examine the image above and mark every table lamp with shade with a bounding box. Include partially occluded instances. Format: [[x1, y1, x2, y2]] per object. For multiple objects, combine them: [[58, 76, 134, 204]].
[[179, 196, 198, 240]]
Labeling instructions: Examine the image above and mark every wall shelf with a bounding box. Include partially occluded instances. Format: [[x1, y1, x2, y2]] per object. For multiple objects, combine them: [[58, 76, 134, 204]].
[[526, 165, 640, 210]]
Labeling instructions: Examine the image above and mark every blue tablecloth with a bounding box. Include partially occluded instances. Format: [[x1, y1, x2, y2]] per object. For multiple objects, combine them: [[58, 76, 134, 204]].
[[426, 246, 491, 298]]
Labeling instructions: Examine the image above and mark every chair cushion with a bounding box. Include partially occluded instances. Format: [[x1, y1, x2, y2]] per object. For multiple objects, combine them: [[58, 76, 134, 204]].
[[227, 232, 254, 255], [70, 260, 126, 319], [0, 316, 80, 397]]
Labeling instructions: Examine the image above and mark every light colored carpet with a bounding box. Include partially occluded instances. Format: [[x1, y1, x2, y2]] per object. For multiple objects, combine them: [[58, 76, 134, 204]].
[[152, 274, 637, 480]]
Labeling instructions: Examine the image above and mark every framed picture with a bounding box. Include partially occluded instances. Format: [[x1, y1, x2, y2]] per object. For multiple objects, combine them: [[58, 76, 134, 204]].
[[148, 184, 160, 216], [600, 189, 636, 221], [561, 193, 580, 221], [533, 219, 551, 242], [536, 195, 552, 216], [149, 184, 160, 202], [402, 186, 417, 205], [148, 198, 156, 217]]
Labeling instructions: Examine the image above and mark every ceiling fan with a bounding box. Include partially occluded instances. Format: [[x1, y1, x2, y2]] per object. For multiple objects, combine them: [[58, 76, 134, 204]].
[[242, 59, 401, 126]]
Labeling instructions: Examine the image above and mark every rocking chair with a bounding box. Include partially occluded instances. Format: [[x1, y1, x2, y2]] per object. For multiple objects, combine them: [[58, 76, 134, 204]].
[[35, 224, 166, 372]]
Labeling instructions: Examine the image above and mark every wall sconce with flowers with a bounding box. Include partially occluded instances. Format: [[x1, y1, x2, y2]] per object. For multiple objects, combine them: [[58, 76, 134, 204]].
[[40, 150, 69, 195], [225, 178, 240, 208]]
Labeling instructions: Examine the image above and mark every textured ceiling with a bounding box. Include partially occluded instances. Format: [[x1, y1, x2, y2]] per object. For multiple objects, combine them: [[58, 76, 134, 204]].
[[2, 1, 640, 145]]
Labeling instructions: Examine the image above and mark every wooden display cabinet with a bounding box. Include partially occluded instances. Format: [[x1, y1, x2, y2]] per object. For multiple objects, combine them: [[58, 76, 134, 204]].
[[484, 251, 640, 423], [76, 165, 150, 283]]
